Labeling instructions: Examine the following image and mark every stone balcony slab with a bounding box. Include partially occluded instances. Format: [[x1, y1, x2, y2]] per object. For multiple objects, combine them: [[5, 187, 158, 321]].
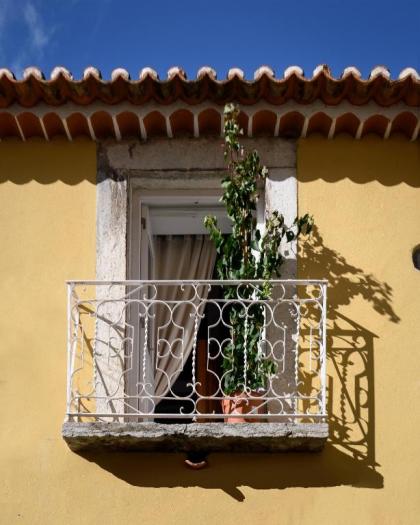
[[62, 422, 328, 453]]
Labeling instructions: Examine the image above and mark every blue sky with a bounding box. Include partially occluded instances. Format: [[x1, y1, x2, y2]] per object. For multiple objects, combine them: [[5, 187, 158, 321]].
[[0, 0, 419, 80]]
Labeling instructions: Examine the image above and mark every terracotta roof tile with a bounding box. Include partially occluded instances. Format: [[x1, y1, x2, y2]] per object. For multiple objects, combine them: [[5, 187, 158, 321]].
[[0, 65, 418, 108], [0, 65, 418, 141]]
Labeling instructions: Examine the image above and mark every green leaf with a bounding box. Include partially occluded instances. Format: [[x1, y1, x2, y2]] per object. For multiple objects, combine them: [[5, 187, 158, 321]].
[[286, 230, 295, 242]]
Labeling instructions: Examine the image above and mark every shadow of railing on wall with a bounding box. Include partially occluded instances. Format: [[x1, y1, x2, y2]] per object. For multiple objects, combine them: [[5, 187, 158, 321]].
[[299, 227, 400, 483], [327, 313, 377, 469]]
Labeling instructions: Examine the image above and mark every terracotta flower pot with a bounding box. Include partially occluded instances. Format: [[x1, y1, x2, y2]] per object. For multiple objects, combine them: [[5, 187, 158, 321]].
[[221, 391, 266, 423]]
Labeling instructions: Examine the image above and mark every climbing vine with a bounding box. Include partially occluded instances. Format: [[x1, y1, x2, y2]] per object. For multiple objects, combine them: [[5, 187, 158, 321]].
[[205, 104, 313, 394]]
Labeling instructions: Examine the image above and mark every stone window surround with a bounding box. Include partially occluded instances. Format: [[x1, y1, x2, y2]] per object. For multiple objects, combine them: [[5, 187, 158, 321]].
[[62, 136, 329, 452], [96, 136, 299, 283]]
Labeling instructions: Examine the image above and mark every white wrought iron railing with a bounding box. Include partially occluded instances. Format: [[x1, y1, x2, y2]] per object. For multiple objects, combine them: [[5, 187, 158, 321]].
[[66, 280, 327, 422]]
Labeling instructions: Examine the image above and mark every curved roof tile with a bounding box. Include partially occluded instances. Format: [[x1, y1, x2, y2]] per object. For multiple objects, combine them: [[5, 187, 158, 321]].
[[0, 65, 418, 141], [0, 65, 417, 108]]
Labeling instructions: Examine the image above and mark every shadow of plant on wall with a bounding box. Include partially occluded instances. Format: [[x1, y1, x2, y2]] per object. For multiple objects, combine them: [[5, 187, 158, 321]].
[[299, 226, 400, 477], [78, 227, 399, 500]]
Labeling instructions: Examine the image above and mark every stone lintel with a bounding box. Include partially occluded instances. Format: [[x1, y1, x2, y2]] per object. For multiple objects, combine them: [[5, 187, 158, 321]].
[[105, 137, 296, 172], [62, 422, 328, 453]]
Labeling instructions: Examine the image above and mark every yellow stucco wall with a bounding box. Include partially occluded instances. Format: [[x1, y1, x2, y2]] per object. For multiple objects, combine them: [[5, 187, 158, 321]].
[[1, 136, 419, 524], [297, 135, 420, 524]]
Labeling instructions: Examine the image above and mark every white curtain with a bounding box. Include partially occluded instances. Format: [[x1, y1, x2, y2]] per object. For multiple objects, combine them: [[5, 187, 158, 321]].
[[153, 235, 216, 398]]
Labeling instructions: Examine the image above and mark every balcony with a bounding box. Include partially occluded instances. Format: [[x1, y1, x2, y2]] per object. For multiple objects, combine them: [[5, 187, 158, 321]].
[[62, 279, 328, 452]]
